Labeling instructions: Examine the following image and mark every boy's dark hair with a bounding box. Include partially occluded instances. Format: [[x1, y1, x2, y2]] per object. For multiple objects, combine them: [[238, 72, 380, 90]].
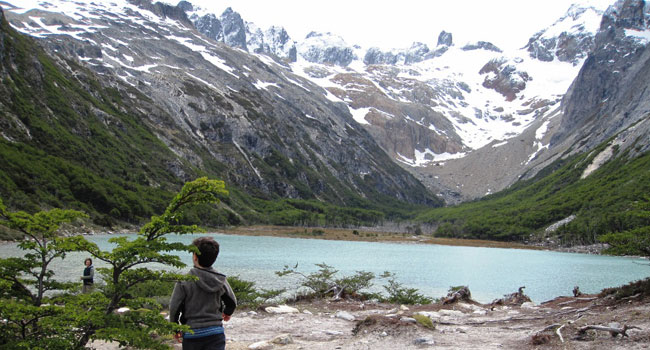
[[192, 237, 220, 267]]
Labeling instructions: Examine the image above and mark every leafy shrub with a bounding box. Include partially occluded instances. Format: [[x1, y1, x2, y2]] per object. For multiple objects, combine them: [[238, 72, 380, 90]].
[[599, 277, 650, 300], [276, 263, 374, 299], [227, 275, 284, 308], [381, 272, 433, 305]]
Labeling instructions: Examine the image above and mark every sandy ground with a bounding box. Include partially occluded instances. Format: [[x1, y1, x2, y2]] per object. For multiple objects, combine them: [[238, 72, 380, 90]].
[[89, 292, 649, 350]]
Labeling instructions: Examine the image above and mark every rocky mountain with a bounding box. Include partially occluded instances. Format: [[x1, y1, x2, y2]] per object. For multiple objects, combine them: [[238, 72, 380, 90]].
[[161, 2, 616, 203], [297, 31, 357, 66], [180, 2, 297, 62], [2, 0, 647, 213], [0, 0, 440, 215], [530, 0, 650, 169], [525, 4, 604, 65], [426, 0, 650, 201]]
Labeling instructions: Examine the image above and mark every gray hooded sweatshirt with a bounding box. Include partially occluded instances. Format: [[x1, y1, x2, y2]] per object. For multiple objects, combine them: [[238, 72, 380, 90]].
[[169, 267, 237, 329]]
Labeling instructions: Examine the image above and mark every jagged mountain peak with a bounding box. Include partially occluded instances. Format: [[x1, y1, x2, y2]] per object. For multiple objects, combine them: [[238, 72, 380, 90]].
[[183, 2, 297, 61], [297, 31, 357, 66], [525, 2, 605, 65], [602, 0, 649, 31], [437, 30, 453, 47]]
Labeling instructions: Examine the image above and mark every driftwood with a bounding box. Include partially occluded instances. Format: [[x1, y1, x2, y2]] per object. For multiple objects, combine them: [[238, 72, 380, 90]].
[[325, 286, 346, 301], [442, 286, 472, 304], [557, 297, 597, 306], [491, 286, 531, 306], [577, 324, 641, 338], [531, 323, 565, 345], [621, 293, 642, 301], [573, 286, 582, 297], [531, 314, 585, 344]]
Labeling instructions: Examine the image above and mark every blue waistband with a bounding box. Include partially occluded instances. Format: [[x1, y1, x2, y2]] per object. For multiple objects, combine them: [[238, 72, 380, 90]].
[[184, 326, 225, 339]]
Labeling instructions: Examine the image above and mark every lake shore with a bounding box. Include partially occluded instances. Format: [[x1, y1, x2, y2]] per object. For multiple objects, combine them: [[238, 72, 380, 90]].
[[0, 225, 604, 254], [217, 225, 548, 251], [220, 292, 650, 350], [92, 288, 650, 350]]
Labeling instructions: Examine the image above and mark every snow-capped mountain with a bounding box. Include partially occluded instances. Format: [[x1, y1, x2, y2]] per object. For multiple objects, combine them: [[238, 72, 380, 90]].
[[525, 4, 605, 65], [176, 1, 606, 181], [0, 0, 437, 206], [3, 0, 644, 205], [180, 1, 297, 62]]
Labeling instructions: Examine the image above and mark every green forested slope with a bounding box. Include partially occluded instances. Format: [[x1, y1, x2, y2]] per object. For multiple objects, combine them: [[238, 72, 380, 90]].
[[0, 11, 429, 228], [418, 142, 650, 247], [0, 14, 185, 223]]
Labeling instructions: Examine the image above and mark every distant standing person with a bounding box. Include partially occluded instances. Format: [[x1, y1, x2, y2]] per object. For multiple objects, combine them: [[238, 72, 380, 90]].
[[80, 258, 94, 293], [169, 236, 237, 350]]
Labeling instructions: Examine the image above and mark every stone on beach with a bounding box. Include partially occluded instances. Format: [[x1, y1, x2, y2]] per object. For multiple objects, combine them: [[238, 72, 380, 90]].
[[265, 305, 299, 314]]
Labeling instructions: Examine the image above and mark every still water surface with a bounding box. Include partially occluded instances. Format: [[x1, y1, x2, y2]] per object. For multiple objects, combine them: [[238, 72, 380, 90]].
[[2, 233, 648, 303]]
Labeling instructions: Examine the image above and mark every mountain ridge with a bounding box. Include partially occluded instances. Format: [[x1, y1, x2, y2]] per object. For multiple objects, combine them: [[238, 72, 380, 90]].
[[1, 0, 648, 218], [0, 0, 441, 226]]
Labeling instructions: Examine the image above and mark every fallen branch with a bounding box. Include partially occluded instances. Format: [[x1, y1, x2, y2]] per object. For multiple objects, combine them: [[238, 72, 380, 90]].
[[620, 293, 641, 301], [533, 323, 564, 343], [556, 324, 565, 343], [578, 324, 641, 338], [557, 297, 597, 306]]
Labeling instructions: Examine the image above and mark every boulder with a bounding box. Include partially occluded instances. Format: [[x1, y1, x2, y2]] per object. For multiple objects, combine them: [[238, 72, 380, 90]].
[[335, 311, 355, 321], [248, 341, 273, 350], [265, 305, 299, 314], [270, 334, 293, 345]]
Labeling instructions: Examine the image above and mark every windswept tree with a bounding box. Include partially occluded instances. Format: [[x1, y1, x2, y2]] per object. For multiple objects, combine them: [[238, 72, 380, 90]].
[[0, 177, 228, 349], [0, 198, 88, 348]]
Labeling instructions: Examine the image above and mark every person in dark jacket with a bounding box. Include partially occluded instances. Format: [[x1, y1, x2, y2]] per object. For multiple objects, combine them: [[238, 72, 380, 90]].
[[169, 236, 237, 350], [80, 258, 94, 293]]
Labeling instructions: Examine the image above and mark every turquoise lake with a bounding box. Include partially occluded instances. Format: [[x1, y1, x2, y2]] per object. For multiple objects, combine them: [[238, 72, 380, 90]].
[[2, 233, 648, 303]]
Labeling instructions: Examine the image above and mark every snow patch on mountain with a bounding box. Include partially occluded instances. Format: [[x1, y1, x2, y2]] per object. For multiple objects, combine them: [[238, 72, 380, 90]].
[[625, 28, 650, 43]]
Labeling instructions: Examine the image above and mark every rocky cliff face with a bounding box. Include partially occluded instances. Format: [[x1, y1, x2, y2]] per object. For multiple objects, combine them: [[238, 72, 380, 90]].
[[437, 31, 453, 47], [246, 24, 297, 62], [184, 3, 297, 62], [549, 0, 650, 156], [297, 32, 357, 66], [525, 4, 604, 65], [462, 41, 502, 53], [1, 0, 439, 206]]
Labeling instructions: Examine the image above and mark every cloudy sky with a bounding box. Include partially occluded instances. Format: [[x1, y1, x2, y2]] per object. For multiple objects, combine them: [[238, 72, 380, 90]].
[[188, 0, 615, 50]]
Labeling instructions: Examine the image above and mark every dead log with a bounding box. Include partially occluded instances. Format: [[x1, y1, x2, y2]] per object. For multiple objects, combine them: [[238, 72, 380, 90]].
[[442, 286, 472, 304], [491, 286, 531, 306], [621, 293, 641, 301], [577, 324, 641, 338], [557, 297, 597, 306], [533, 323, 565, 343]]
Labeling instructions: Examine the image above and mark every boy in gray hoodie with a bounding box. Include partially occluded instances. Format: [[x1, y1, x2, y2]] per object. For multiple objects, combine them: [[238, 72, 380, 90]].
[[170, 237, 237, 350]]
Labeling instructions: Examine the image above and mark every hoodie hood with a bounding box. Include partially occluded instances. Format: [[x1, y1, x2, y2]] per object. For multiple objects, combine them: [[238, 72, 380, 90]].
[[189, 267, 227, 293]]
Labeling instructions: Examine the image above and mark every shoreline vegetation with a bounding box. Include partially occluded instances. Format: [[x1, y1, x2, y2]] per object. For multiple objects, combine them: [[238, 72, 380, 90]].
[[218, 225, 547, 250], [0, 224, 605, 253]]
